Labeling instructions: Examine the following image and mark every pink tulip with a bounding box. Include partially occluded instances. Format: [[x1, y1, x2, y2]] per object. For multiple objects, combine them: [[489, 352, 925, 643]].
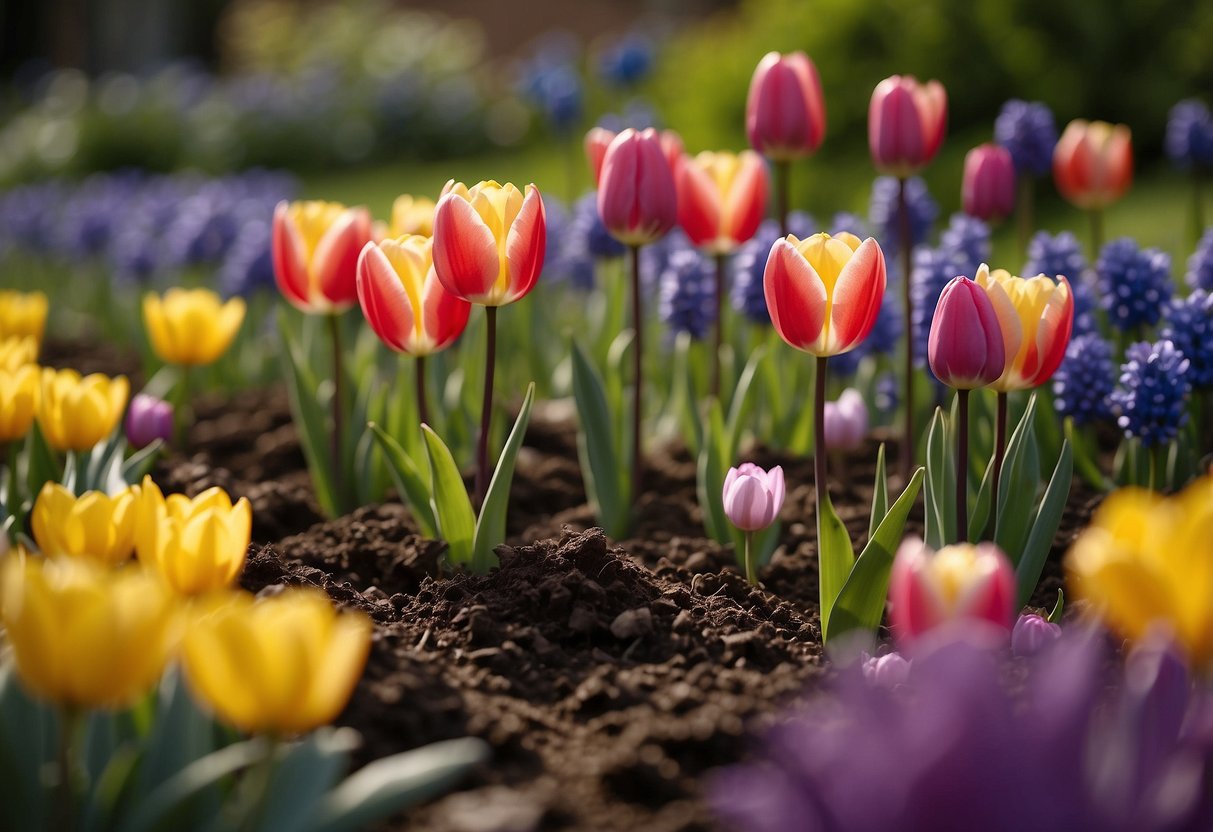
[[676, 150, 769, 254], [356, 236, 471, 356], [596, 128, 678, 247], [271, 201, 373, 314], [1053, 119, 1132, 210], [962, 143, 1016, 222], [125, 393, 173, 449], [888, 538, 1016, 644], [431, 180, 546, 307], [822, 388, 868, 451], [1011, 613, 1061, 657], [928, 276, 1006, 389], [745, 51, 826, 161], [722, 463, 785, 532], [868, 75, 947, 177]]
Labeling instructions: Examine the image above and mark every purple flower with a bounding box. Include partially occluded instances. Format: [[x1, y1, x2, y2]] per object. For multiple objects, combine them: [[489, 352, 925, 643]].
[[1096, 238, 1173, 331], [861, 652, 910, 688], [126, 393, 173, 449], [1166, 99, 1213, 171], [939, 213, 991, 278], [597, 33, 655, 89], [658, 247, 715, 340], [1188, 228, 1213, 291], [1110, 340, 1191, 448], [1161, 290, 1213, 389], [1011, 613, 1061, 657], [994, 99, 1058, 177], [1053, 333, 1117, 427], [869, 176, 937, 256]]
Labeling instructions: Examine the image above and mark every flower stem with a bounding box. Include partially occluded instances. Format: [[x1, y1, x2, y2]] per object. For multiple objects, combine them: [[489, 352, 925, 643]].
[[629, 244, 644, 507], [898, 175, 915, 483], [174, 364, 192, 449], [53, 709, 81, 832], [743, 529, 756, 585], [775, 160, 790, 237], [1193, 175, 1206, 248], [1148, 443, 1158, 491], [415, 355, 429, 429], [475, 306, 498, 510], [712, 253, 726, 399], [991, 391, 1008, 532], [814, 352, 829, 546], [241, 736, 281, 832], [1089, 206, 1105, 260], [327, 312, 345, 503], [956, 388, 970, 543]]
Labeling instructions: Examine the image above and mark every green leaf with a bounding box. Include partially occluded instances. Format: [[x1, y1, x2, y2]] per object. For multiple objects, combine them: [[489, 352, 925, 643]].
[[817, 487, 855, 630], [306, 737, 489, 832], [724, 346, 764, 459], [696, 401, 730, 546], [1066, 419, 1110, 491], [672, 332, 703, 457], [0, 666, 52, 831], [868, 443, 888, 541], [421, 426, 476, 567], [968, 452, 995, 543], [278, 313, 338, 518], [471, 383, 536, 573], [137, 668, 219, 798], [253, 729, 359, 832], [825, 467, 926, 641], [369, 424, 437, 538], [995, 394, 1041, 564], [923, 407, 949, 549], [570, 342, 628, 538], [1048, 589, 1065, 623], [122, 440, 164, 486], [1015, 438, 1073, 607]]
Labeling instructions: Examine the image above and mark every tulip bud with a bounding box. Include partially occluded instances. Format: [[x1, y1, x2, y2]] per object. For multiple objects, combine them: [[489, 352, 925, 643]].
[[0, 290, 48, 346], [888, 538, 1016, 645], [272, 200, 374, 314], [1011, 613, 1061, 657], [868, 75, 947, 177], [126, 392, 174, 449], [1053, 120, 1133, 210], [861, 652, 911, 688], [745, 51, 826, 161], [0, 364, 39, 443], [962, 143, 1016, 222], [676, 150, 768, 254], [0, 335, 36, 372], [596, 128, 678, 247], [822, 388, 869, 452], [32, 482, 139, 565], [143, 288, 246, 367], [37, 368, 129, 452], [722, 463, 785, 532], [928, 276, 1006, 389]]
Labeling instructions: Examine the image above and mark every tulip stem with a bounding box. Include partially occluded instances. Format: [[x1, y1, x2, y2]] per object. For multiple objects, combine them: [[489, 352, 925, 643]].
[[174, 365, 192, 449], [53, 709, 81, 832], [327, 312, 344, 503], [415, 355, 429, 430], [956, 389, 970, 543], [712, 253, 726, 399], [814, 354, 829, 536], [629, 244, 644, 508], [242, 737, 282, 832], [1192, 175, 1206, 247], [1089, 207, 1105, 260], [475, 306, 498, 510], [1148, 444, 1159, 492], [743, 530, 756, 585], [775, 160, 790, 237], [991, 391, 1008, 532], [898, 176, 915, 483]]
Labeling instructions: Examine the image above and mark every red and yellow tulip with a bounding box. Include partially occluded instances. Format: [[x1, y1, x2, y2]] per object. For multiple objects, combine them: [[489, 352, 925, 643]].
[[868, 75, 947, 177], [676, 150, 769, 254], [271, 200, 374, 313], [975, 265, 1074, 392], [356, 235, 471, 356], [389, 194, 436, 238], [763, 232, 887, 356], [889, 538, 1016, 644], [1053, 120, 1132, 210], [431, 180, 546, 307]]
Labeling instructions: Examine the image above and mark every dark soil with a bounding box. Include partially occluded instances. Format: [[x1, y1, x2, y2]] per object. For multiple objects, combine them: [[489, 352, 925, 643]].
[[136, 374, 1102, 832]]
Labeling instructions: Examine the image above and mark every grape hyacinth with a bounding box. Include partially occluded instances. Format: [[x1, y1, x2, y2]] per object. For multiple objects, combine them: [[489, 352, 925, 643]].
[[1052, 333, 1117, 426], [597, 33, 655, 88], [570, 191, 625, 261], [994, 99, 1058, 176], [731, 222, 779, 325], [939, 213, 991, 277], [1165, 99, 1213, 171], [830, 211, 870, 239], [1024, 230, 1098, 335], [910, 246, 965, 365], [658, 247, 715, 340], [1095, 239, 1173, 331], [1161, 290, 1213, 389], [869, 176, 937, 255], [1110, 340, 1191, 447], [1188, 228, 1213, 291]]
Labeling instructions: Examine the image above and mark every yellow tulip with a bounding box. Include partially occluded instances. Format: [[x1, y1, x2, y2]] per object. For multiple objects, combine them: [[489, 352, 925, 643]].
[[0, 291, 48, 345], [0, 335, 36, 371], [390, 194, 436, 238], [0, 556, 178, 709], [143, 288, 246, 367], [182, 588, 371, 735], [1067, 477, 1213, 665], [0, 364, 39, 443], [135, 476, 251, 595], [37, 368, 129, 451], [32, 482, 139, 565]]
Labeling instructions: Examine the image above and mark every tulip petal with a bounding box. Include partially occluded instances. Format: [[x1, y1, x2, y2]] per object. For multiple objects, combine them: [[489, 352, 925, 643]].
[[271, 202, 312, 309], [357, 242, 414, 353], [677, 160, 722, 249], [764, 239, 827, 353], [503, 185, 546, 305], [312, 208, 370, 310], [724, 152, 769, 247], [433, 194, 500, 302], [827, 237, 886, 353]]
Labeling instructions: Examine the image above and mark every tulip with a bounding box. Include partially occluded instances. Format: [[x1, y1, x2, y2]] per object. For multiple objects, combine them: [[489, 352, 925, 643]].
[[37, 368, 129, 452], [962, 143, 1016, 222], [1053, 120, 1132, 254], [0, 335, 36, 372], [389, 194, 436, 238], [271, 200, 374, 314], [357, 235, 471, 426], [722, 463, 785, 584], [432, 179, 546, 506], [182, 588, 371, 735], [587, 127, 683, 185], [1011, 613, 1061, 657], [0, 364, 39, 443], [32, 482, 139, 565], [0, 290, 48, 346], [143, 288, 246, 367], [868, 75, 947, 178], [975, 265, 1074, 526], [677, 148, 769, 393], [746, 51, 826, 163], [861, 652, 911, 688], [929, 275, 1006, 540], [1067, 477, 1213, 666], [888, 538, 1016, 644], [135, 476, 251, 596], [0, 556, 178, 710], [126, 392, 174, 449], [823, 388, 869, 452]]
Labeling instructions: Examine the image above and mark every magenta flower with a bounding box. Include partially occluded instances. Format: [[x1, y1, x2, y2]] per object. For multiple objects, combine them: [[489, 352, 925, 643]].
[[868, 75, 947, 177], [962, 143, 1016, 222], [723, 463, 785, 585], [596, 128, 678, 247], [125, 393, 173, 449], [928, 275, 1006, 389]]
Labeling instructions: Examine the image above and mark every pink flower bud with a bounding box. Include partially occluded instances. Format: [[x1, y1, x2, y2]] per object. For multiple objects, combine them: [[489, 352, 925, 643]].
[[125, 393, 173, 449], [722, 463, 785, 532], [596, 128, 678, 247], [928, 275, 1006, 389], [962, 143, 1016, 222], [861, 652, 911, 688], [745, 51, 826, 161], [1011, 613, 1061, 657], [868, 75, 947, 177], [822, 388, 868, 452]]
